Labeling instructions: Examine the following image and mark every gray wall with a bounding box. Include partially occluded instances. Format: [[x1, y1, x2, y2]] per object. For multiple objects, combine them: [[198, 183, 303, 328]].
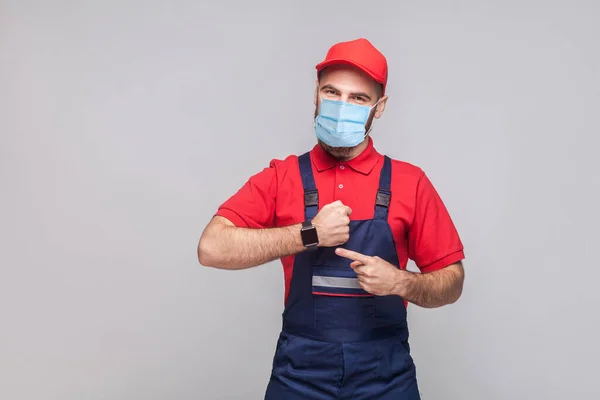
[[1, 1, 598, 399]]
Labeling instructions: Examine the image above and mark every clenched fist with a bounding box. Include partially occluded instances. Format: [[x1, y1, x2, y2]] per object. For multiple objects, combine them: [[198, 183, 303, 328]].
[[311, 200, 352, 247]]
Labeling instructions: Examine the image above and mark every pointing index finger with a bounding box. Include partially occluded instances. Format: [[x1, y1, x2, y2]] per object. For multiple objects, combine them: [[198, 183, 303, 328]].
[[335, 248, 371, 264]]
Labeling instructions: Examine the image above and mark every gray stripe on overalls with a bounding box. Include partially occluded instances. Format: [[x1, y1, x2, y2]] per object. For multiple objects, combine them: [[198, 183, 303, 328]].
[[312, 276, 361, 289]]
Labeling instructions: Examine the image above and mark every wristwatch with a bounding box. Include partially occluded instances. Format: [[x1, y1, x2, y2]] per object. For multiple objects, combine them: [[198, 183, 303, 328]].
[[300, 220, 319, 248]]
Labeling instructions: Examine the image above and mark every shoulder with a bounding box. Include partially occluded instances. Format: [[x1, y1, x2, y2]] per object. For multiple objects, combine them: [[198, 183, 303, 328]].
[[386, 156, 427, 186], [264, 153, 302, 172], [256, 152, 308, 183], [267, 153, 301, 167]]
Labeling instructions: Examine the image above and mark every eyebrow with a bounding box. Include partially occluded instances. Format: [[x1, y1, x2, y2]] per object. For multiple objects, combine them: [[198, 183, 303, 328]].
[[320, 84, 372, 101]]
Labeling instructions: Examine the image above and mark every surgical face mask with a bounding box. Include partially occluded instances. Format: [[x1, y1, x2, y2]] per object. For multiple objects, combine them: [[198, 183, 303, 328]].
[[314, 98, 378, 148]]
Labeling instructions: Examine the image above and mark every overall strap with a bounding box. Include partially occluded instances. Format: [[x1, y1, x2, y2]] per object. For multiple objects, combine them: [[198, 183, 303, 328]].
[[373, 155, 392, 220], [298, 152, 319, 220]]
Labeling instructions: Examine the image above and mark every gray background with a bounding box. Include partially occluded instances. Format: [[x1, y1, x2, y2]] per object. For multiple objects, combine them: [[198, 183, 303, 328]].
[[1, 1, 599, 399]]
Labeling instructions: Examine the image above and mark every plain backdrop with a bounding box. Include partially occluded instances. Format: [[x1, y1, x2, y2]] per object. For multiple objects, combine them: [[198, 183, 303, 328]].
[[1, 1, 599, 399]]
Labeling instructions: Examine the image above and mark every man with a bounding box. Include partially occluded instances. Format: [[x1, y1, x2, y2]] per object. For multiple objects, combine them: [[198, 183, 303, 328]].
[[198, 38, 465, 400]]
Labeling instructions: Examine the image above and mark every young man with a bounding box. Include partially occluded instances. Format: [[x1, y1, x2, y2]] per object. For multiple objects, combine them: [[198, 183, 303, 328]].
[[198, 38, 465, 400]]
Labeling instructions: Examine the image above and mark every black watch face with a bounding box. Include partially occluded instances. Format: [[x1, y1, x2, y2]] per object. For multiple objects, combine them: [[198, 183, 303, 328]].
[[301, 226, 319, 247]]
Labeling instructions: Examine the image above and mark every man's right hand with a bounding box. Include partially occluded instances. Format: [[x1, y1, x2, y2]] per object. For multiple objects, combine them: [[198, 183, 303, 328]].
[[311, 200, 352, 247]]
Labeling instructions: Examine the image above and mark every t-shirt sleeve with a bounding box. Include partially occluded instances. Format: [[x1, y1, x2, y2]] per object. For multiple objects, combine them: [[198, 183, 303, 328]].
[[408, 173, 465, 273], [214, 161, 278, 229]]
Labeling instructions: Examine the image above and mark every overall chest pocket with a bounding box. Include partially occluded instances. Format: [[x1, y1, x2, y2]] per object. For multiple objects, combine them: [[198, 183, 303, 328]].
[[310, 244, 375, 298]]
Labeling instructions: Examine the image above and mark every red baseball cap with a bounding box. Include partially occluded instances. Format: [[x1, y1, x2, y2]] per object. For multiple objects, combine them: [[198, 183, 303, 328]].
[[315, 38, 388, 95]]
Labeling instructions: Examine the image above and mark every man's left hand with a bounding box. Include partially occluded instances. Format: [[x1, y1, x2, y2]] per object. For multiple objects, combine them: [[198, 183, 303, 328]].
[[335, 247, 406, 296]]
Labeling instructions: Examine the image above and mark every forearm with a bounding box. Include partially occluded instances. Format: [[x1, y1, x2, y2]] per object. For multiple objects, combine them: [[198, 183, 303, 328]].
[[394, 263, 464, 308], [198, 218, 305, 270]]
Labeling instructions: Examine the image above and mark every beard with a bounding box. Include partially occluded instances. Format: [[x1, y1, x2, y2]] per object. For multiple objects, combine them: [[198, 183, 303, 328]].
[[314, 101, 376, 161], [317, 140, 355, 160]]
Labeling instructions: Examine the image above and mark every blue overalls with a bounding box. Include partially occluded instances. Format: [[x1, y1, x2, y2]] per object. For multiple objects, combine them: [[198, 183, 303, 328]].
[[264, 152, 421, 400]]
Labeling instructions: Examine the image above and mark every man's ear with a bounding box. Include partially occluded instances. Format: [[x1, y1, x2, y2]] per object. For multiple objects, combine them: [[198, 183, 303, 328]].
[[314, 79, 319, 106], [374, 95, 388, 119]]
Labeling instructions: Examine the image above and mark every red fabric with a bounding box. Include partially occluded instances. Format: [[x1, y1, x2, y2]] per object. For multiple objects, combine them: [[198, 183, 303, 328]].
[[215, 138, 465, 305], [315, 38, 388, 94]]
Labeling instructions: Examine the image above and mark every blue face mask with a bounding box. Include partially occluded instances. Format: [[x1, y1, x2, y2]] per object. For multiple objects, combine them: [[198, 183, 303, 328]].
[[314, 99, 377, 147]]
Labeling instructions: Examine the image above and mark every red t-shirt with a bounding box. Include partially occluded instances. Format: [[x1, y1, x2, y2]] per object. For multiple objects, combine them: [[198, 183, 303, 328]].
[[215, 138, 465, 305]]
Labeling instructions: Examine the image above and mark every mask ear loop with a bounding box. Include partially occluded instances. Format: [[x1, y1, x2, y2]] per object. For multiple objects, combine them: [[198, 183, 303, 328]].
[[363, 98, 382, 138], [314, 96, 325, 125]]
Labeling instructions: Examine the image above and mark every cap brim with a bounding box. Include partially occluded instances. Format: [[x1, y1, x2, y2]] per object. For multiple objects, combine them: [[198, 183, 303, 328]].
[[315, 58, 385, 86]]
